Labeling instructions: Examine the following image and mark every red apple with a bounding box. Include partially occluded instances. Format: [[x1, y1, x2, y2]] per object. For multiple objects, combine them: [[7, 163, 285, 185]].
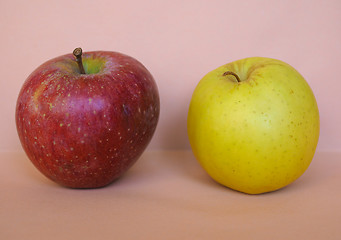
[[16, 48, 160, 188]]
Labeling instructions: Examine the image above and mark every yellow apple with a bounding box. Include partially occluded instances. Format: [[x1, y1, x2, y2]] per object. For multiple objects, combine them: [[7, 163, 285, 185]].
[[187, 57, 319, 194]]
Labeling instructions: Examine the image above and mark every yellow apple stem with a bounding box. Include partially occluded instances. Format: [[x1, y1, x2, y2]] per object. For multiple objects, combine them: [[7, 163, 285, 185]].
[[223, 71, 241, 82], [73, 47, 86, 74]]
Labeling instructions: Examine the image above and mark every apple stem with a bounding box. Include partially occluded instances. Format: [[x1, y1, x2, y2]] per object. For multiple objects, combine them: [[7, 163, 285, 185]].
[[73, 48, 86, 74], [223, 71, 241, 82]]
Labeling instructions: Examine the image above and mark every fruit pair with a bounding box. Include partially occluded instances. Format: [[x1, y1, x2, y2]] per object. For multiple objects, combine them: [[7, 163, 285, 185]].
[[16, 49, 319, 194]]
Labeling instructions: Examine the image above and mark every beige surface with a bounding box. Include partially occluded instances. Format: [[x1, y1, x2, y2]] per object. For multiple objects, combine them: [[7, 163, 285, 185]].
[[1, 151, 340, 239]]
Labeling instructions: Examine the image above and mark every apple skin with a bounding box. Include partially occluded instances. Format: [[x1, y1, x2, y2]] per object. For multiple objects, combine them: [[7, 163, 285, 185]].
[[187, 57, 319, 194], [16, 50, 160, 188]]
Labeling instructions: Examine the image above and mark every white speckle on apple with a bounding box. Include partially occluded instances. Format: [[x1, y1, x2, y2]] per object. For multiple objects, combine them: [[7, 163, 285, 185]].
[[78, 127, 81, 132]]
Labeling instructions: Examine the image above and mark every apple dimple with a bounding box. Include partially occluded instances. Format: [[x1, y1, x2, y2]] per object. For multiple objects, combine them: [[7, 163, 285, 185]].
[[82, 56, 107, 74]]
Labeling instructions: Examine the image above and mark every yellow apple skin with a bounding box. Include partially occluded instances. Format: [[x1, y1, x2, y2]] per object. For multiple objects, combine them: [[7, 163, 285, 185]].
[[187, 57, 319, 194]]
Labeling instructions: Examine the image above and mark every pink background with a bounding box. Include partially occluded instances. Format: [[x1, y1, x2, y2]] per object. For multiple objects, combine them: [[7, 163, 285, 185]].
[[1, 0, 340, 151], [1, 1, 341, 239]]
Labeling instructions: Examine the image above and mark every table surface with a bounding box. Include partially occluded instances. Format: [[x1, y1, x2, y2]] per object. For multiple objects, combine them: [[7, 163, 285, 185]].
[[1, 151, 340, 240]]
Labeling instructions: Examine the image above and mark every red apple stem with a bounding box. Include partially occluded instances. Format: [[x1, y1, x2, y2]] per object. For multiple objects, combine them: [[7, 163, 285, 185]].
[[73, 48, 86, 74], [223, 71, 241, 82]]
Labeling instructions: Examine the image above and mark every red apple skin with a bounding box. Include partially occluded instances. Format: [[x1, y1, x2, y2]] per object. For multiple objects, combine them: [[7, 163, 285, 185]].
[[15, 51, 160, 188]]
